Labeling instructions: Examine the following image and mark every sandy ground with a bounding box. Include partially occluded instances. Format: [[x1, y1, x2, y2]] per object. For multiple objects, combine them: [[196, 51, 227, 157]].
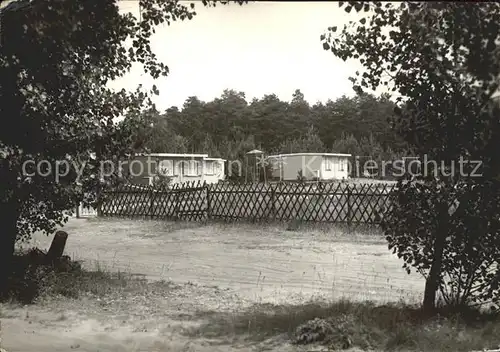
[[1, 217, 424, 351]]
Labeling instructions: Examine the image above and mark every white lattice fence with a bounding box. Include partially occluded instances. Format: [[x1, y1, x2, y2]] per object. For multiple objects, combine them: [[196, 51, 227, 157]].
[[76, 203, 98, 217]]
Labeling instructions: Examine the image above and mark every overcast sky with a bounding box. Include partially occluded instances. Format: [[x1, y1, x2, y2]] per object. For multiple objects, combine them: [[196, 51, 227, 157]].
[[111, 1, 368, 111]]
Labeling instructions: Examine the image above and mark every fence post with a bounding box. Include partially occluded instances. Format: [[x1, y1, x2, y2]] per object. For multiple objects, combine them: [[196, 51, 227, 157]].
[[148, 186, 156, 219], [347, 184, 352, 228], [270, 184, 276, 220], [206, 183, 211, 220], [97, 200, 103, 217], [174, 191, 180, 220], [96, 192, 103, 217]]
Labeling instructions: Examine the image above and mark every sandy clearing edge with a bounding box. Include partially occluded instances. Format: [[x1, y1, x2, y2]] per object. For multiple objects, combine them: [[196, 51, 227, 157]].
[[1, 217, 423, 351], [26, 218, 424, 304], [1, 282, 346, 352]]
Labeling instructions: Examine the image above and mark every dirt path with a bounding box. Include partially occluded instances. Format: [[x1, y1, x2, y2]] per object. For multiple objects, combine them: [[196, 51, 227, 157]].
[[28, 218, 423, 304], [1, 218, 423, 351], [1, 282, 296, 352]]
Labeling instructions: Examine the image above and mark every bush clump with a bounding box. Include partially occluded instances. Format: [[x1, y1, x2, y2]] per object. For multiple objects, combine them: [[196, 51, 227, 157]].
[[3, 248, 83, 304]]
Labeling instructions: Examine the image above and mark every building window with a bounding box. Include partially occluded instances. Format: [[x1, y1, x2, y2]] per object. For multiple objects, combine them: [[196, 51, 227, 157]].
[[325, 157, 332, 171], [158, 160, 174, 176], [175, 160, 191, 176], [339, 158, 345, 171], [184, 160, 199, 176], [196, 161, 202, 175], [206, 161, 214, 175]]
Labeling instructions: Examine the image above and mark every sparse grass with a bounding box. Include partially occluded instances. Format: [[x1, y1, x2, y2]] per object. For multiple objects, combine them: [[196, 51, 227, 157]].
[[201, 218, 384, 238], [4, 244, 500, 351], [22, 217, 500, 351], [1, 248, 172, 304], [76, 215, 386, 246], [43, 265, 151, 299], [185, 299, 500, 351]]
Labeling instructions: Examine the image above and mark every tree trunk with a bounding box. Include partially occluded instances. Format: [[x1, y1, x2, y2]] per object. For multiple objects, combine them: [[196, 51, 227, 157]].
[[0, 200, 19, 298], [422, 202, 448, 314]]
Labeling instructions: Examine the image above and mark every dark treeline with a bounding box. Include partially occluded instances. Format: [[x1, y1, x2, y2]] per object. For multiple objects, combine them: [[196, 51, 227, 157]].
[[125, 88, 412, 177]]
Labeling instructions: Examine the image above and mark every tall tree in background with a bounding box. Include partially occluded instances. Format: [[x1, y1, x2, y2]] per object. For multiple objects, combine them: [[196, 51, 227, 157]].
[[331, 133, 361, 156], [206, 89, 248, 142], [124, 107, 188, 153], [151, 88, 404, 163], [248, 94, 289, 151], [313, 96, 357, 147], [286, 89, 311, 140], [323, 1, 500, 312], [173, 96, 207, 151], [276, 125, 325, 154]]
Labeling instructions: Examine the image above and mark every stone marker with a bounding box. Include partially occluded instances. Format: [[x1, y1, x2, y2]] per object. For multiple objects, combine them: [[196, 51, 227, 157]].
[[46, 230, 68, 262]]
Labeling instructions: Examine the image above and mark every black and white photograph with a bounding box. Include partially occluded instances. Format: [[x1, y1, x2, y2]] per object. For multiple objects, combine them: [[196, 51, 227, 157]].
[[1, 1, 500, 351]]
